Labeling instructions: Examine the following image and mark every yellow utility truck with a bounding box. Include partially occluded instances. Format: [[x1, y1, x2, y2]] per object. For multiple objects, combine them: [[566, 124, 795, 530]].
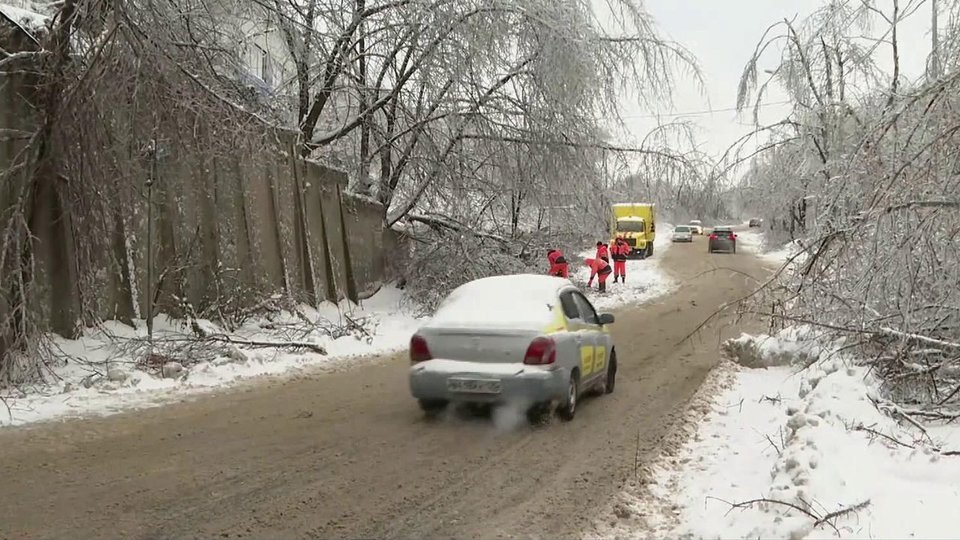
[[610, 203, 656, 258]]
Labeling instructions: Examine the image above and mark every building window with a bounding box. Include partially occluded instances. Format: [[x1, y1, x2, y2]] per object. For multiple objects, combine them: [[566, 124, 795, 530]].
[[262, 49, 273, 87], [244, 43, 272, 87]]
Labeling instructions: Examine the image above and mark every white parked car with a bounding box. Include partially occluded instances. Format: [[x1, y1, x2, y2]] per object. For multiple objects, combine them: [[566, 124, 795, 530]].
[[688, 220, 704, 235], [408, 275, 618, 424], [672, 225, 693, 242]]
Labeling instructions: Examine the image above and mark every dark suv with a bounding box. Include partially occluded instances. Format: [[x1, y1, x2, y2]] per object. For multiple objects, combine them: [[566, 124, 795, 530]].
[[708, 226, 737, 254]]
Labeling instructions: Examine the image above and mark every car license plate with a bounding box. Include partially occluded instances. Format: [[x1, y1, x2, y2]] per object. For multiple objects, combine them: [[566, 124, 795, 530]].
[[447, 378, 501, 394]]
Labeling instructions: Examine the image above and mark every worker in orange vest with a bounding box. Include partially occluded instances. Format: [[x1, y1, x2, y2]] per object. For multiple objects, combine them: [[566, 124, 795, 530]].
[[612, 237, 629, 283], [585, 257, 612, 292], [546, 249, 569, 278], [595, 241, 610, 263]]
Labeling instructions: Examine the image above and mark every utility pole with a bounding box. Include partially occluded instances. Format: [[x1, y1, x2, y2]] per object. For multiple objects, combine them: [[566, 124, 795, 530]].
[[932, 0, 941, 79], [145, 140, 156, 348]]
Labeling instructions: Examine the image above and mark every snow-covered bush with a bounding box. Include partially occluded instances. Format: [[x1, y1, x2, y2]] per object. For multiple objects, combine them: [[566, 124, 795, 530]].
[[399, 224, 559, 312], [723, 327, 821, 369]]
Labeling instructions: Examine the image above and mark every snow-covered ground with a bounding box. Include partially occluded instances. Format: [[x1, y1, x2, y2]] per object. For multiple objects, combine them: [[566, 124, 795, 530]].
[[0, 286, 422, 427], [600, 327, 960, 539], [736, 226, 804, 266], [575, 228, 675, 310]]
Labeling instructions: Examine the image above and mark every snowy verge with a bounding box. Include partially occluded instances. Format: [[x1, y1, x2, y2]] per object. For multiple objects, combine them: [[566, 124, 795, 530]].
[[595, 326, 960, 540], [736, 227, 805, 265], [574, 227, 675, 311], [0, 286, 423, 427]]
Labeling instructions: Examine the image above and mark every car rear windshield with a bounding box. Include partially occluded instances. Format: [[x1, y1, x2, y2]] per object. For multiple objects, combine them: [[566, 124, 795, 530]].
[[616, 220, 644, 232], [714, 229, 733, 237], [674, 226, 690, 232]]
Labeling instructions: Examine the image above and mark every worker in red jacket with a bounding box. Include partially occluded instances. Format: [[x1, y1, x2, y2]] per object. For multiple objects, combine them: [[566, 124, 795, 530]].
[[595, 241, 610, 263], [612, 237, 629, 283], [546, 249, 569, 278], [585, 257, 612, 292]]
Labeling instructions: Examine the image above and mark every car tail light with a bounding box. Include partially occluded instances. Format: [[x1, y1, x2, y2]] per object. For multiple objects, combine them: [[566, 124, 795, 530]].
[[410, 334, 432, 363], [709, 234, 718, 240], [523, 337, 556, 365], [731, 234, 737, 240]]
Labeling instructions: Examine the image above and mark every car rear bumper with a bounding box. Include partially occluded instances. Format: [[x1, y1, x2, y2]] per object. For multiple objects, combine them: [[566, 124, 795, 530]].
[[709, 241, 736, 251], [410, 360, 567, 404]]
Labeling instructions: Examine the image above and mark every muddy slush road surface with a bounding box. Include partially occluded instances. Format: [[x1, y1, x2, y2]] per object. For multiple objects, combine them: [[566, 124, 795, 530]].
[[0, 232, 771, 540]]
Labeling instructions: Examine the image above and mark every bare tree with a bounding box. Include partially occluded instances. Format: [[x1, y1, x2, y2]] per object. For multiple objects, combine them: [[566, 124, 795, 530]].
[[733, 0, 960, 416]]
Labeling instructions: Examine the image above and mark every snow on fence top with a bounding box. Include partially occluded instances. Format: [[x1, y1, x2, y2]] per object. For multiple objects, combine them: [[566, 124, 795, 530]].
[[425, 274, 566, 330], [0, 3, 49, 33]]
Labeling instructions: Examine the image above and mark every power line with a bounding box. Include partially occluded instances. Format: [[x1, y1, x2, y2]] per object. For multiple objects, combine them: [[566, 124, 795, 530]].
[[613, 100, 794, 120]]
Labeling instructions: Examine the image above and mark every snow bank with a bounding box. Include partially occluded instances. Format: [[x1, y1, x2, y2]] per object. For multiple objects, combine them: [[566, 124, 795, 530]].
[[601, 328, 960, 540], [736, 228, 804, 265], [427, 274, 564, 330], [0, 286, 423, 427], [575, 227, 674, 311], [722, 326, 822, 368]]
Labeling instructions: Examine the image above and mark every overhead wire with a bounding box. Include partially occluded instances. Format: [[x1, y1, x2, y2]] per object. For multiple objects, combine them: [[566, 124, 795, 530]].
[[612, 100, 794, 120]]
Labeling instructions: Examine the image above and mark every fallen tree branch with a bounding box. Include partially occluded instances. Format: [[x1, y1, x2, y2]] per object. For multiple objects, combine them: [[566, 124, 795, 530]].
[[853, 422, 915, 449], [896, 406, 960, 422], [814, 499, 871, 528], [204, 334, 327, 355], [405, 213, 509, 244], [878, 327, 960, 350], [708, 495, 870, 535], [343, 313, 372, 338], [884, 200, 960, 213], [709, 496, 819, 521], [763, 432, 782, 455]]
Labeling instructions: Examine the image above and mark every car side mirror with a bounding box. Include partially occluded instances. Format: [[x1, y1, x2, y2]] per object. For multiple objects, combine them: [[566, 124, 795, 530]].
[[598, 313, 615, 325]]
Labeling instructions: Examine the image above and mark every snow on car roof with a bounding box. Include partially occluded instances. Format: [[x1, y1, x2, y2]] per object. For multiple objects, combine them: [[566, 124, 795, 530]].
[[617, 216, 646, 221], [426, 274, 566, 330]]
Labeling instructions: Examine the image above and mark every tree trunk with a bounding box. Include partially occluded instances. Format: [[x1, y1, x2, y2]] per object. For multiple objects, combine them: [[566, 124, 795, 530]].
[[355, 0, 372, 194]]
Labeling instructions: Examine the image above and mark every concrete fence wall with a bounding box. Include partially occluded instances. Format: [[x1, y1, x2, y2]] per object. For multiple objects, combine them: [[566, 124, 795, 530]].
[[0, 26, 388, 339]]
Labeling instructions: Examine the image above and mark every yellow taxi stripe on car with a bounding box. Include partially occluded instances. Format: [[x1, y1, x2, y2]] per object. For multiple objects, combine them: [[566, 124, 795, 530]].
[[542, 306, 568, 334], [594, 346, 606, 372], [580, 346, 594, 376]]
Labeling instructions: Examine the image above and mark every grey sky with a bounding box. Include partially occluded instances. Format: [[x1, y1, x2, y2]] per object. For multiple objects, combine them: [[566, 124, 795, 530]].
[[611, 0, 936, 161]]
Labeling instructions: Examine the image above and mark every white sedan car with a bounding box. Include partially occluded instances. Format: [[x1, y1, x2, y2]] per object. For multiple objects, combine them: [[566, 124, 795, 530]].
[[672, 225, 693, 242], [409, 274, 618, 423]]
